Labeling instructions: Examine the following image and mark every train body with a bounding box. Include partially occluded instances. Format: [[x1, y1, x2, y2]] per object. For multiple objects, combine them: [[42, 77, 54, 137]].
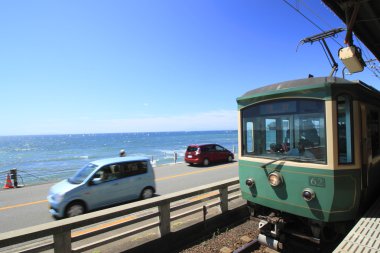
[[237, 77, 380, 249]]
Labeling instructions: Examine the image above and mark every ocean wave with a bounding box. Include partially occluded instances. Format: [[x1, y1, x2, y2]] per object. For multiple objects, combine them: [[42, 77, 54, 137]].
[[2, 155, 93, 167], [14, 148, 33, 152], [0, 130, 237, 185]]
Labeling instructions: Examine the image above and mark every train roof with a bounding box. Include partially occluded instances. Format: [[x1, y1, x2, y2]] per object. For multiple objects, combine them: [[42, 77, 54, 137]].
[[237, 76, 380, 106], [238, 77, 347, 99]]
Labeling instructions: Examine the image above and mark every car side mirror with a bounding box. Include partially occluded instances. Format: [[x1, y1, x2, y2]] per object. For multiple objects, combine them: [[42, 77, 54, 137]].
[[89, 177, 102, 186]]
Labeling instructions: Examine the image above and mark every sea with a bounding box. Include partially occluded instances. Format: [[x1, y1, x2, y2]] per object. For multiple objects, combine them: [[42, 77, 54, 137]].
[[0, 130, 238, 186]]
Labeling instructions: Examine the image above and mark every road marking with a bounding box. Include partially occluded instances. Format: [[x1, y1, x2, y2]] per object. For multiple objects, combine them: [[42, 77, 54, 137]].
[[73, 189, 221, 237], [0, 164, 234, 211], [0, 199, 48, 211], [70, 164, 233, 236], [189, 191, 218, 202], [156, 164, 232, 181], [71, 215, 137, 237]]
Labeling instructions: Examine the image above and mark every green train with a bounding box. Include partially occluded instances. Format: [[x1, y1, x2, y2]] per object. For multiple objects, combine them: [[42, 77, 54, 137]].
[[237, 77, 380, 250]]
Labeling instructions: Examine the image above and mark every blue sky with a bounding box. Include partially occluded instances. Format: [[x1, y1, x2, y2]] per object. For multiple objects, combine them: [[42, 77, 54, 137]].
[[1, 0, 379, 135]]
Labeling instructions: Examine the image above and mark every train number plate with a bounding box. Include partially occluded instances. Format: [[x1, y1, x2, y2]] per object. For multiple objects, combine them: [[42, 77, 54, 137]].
[[309, 176, 325, 188]]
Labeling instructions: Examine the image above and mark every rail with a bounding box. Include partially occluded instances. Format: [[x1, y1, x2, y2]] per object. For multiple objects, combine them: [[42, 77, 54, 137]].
[[0, 177, 241, 253]]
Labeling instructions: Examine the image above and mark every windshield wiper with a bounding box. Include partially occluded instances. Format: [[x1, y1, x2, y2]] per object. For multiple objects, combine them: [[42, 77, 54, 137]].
[[261, 156, 321, 168], [261, 156, 288, 168]]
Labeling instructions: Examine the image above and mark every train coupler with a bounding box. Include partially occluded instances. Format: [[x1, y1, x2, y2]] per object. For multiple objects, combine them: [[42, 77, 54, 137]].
[[258, 233, 283, 251], [258, 213, 285, 237], [257, 213, 285, 251]]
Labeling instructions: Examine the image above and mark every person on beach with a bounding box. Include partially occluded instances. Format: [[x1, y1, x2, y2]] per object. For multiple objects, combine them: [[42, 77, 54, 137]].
[[174, 152, 178, 163], [119, 149, 126, 157]]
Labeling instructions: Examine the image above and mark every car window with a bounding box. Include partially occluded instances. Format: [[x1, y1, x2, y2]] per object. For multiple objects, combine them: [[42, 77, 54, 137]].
[[69, 163, 99, 184], [208, 145, 216, 152], [187, 146, 198, 152], [93, 166, 118, 183], [110, 164, 122, 179], [201, 146, 209, 152], [215, 145, 224, 151], [120, 161, 148, 177]]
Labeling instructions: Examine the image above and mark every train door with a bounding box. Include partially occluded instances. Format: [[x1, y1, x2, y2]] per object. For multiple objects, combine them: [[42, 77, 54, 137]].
[[366, 107, 380, 197], [358, 103, 380, 209]]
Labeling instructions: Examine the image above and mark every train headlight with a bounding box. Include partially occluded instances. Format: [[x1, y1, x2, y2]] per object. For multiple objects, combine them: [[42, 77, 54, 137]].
[[245, 178, 255, 188], [302, 188, 316, 201], [268, 172, 283, 187]]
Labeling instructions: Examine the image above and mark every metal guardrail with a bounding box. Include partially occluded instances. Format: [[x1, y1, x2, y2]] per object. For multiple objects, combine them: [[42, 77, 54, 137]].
[[0, 177, 241, 253]]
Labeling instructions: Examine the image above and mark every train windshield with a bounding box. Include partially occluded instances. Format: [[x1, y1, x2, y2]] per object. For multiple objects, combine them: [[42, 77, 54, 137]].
[[241, 99, 326, 164]]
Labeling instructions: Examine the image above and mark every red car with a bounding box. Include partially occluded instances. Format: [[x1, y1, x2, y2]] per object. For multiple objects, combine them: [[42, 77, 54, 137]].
[[184, 144, 234, 166]]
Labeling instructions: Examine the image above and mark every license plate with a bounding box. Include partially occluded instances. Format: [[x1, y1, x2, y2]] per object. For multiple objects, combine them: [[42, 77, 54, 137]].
[[187, 155, 192, 158]]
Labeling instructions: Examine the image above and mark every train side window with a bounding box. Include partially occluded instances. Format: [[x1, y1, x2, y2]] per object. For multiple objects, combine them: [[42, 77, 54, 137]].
[[243, 119, 254, 154], [337, 95, 353, 164], [245, 122, 254, 153]]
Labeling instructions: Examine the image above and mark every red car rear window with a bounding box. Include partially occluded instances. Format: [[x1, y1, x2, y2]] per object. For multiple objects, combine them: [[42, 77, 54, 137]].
[[187, 146, 198, 152]]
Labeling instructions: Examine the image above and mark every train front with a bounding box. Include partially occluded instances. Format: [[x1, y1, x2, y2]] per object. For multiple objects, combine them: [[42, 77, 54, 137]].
[[237, 78, 361, 250]]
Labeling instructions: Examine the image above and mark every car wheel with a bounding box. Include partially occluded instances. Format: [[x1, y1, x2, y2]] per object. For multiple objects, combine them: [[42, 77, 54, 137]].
[[140, 187, 154, 200], [227, 155, 233, 162], [65, 201, 85, 218], [52, 215, 61, 220], [203, 158, 209, 166]]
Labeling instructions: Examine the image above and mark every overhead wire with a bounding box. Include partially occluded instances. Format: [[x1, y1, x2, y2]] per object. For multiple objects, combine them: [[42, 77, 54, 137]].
[[298, 0, 345, 47], [281, 0, 343, 47], [281, 0, 324, 31], [282, 0, 380, 80], [355, 36, 380, 77], [350, 28, 380, 78], [301, 0, 380, 80], [299, 0, 334, 29]]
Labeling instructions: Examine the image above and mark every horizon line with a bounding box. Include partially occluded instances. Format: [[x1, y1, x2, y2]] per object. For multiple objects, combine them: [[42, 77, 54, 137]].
[[0, 129, 238, 138]]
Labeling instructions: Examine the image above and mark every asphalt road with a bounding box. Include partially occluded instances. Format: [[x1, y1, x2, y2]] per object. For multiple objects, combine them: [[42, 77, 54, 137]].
[[0, 161, 238, 233]]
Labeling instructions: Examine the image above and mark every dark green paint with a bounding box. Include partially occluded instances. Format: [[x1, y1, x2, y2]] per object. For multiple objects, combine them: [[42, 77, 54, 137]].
[[239, 160, 361, 222]]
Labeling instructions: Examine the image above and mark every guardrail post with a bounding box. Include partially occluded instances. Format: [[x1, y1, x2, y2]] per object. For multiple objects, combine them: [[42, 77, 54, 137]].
[[219, 186, 228, 213], [53, 230, 71, 253], [158, 202, 171, 237]]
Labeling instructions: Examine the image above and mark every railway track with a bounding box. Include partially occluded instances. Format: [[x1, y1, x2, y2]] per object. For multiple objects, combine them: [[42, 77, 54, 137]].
[[179, 216, 341, 253], [178, 217, 264, 253]]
